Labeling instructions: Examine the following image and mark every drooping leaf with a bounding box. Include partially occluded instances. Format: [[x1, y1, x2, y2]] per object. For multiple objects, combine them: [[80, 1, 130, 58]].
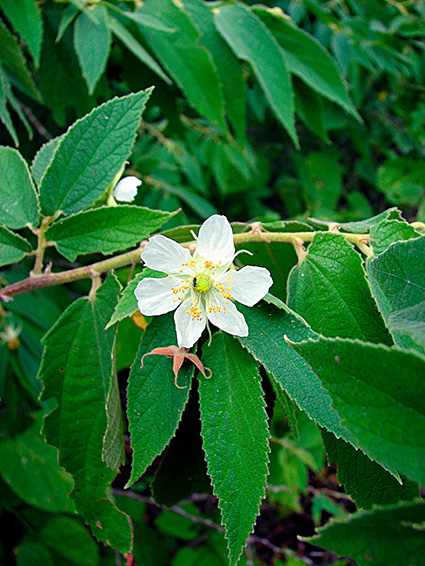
[[136, 0, 227, 130], [291, 337, 425, 485], [215, 4, 297, 146], [56, 5, 79, 43], [0, 0, 43, 65], [45, 205, 173, 261], [308, 500, 425, 566], [370, 219, 421, 255], [0, 226, 31, 267], [0, 425, 75, 513], [74, 6, 111, 94], [253, 6, 359, 120], [126, 314, 191, 486], [322, 431, 418, 509], [39, 89, 152, 217], [287, 232, 392, 344], [0, 146, 39, 229], [39, 275, 132, 553], [200, 333, 269, 566], [0, 59, 19, 146], [368, 236, 425, 353]]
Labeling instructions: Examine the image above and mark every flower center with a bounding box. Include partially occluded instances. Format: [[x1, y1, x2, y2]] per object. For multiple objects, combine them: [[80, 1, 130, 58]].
[[192, 274, 212, 294]]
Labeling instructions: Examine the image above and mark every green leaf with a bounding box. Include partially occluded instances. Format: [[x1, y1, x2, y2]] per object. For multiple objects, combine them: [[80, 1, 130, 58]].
[[215, 4, 297, 146], [31, 135, 63, 186], [182, 0, 246, 140], [45, 205, 173, 261], [106, 268, 165, 328], [291, 337, 425, 485], [237, 301, 352, 444], [0, 59, 18, 146], [293, 77, 329, 142], [0, 146, 39, 229], [287, 232, 392, 344], [39, 89, 152, 217], [0, 226, 31, 267], [322, 431, 418, 509], [16, 541, 55, 566], [126, 314, 191, 486], [308, 500, 425, 566], [137, 0, 227, 130], [0, 425, 75, 513], [103, 358, 125, 471], [107, 16, 171, 84], [0, 18, 41, 100], [370, 219, 421, 255], [56, 5, 79, 43], [200, 333, 269, 566], [368, 237, 425, 353], [40, 516, 99, 566], [74, 6, 111, 94], [253, 7, 359, 121], [0, 0, 43, 65], [377, 158, 425, 207], [39, 275, 132, 552], [340, 207, 402, 234]]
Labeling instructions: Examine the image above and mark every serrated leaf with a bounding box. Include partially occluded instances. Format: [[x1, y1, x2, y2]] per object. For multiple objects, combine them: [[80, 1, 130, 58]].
[[45, 205, 172, 261], [39, 275, 132, 552], [31, 135, 63, 186], [287, 232, 392, 344], [370, 219, 421, 255], [0, 425, 75, 513], [340, 207, 402, 233], [182, 0, 246, 140], [126, 314, 191, 486], [106, 268, 165, 328], [322, 431, 418, 509], [200, 333, 269, 566], [0, 0, 43, 65], [56, 5, 79, 43], [308, 500, 425, 566], [0, 226, 31, 267], [74, 6, 111, 94], [39, 89, 152, 217], [291, 337, 425, 485], [237, 301, 352, 444], [137, 0, 227, 130], [107, 17, 171, 84], [0, 146, 39, 229], [368, 236, 425, 353], [0, 60, 18, 145], [215, 4, 297, 146], [253, 6, 359, 121], [103, 358, 125, 471]]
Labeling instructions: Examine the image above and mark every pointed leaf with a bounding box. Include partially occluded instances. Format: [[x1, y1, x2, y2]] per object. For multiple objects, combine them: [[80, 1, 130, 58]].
[[126, 314, 191, 486], [39, 89, 152, 217], [0, 226, 31, 267], [214, 4, 297, 146], [287, 232, 392, 344], [368, 236, 425, 353], [0, 146, 39, 229], [39, 275, 132, 552], [370, 219, 421, 255], [0, 0, 43, 65], [31, 135, 63, 186], [291, 337, 425, 485], [45, 205, 173, 261], [200, 333, 269, 566]]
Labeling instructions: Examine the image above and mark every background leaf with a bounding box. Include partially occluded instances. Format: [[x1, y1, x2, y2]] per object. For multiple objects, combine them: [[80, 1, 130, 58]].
[[0, 227, 31, 267], [0, 0, 43, 65]]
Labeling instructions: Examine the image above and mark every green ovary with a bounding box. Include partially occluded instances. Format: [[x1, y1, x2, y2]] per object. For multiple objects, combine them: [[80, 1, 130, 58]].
[[193, 274, 212, 294]]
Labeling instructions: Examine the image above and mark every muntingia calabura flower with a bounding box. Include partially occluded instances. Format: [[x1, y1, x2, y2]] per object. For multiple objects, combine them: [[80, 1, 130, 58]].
[[134, 215, 273, 348], [113, 176, 141, 202]]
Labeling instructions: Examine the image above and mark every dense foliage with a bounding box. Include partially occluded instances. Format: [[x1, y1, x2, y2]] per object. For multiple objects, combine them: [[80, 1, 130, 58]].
[[1, 1, 425, 565]]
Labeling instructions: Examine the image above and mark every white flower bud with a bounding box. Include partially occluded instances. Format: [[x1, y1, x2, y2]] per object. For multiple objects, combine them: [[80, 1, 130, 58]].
[[113, 176, 142, 202]]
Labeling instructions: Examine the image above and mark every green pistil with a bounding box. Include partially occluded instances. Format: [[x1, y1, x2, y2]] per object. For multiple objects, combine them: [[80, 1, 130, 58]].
[[193, 274, 212, 294]]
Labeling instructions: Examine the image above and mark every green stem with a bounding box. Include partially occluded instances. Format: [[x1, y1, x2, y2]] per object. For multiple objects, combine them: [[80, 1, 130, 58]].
[[31, 217, 51, 276], [1, 230, 371, 301]]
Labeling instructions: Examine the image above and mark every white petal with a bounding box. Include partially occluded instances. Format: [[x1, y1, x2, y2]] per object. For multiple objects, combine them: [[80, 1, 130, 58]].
[[141, 235, 192, 275], [113, 176, 141, 202], [134, 276, 187, 316], [206, 292, 248, 337], [195, 215, 235, 268], [218, 266, 273, 307], [174, 298, 207, 348]]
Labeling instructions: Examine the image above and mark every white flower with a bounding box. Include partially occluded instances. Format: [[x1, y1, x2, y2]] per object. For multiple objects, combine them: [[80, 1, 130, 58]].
[[112, 176, 141, 202], [134, 215, 273, 348]]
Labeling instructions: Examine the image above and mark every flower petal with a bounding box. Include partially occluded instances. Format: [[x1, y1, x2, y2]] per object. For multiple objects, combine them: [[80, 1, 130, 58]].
[[206, 292, 248, 337], [174, 297, 207, 348], [135, 276, 187, 316], [141, 235, 192, 275], [113, 176, 141, 202], [196, 215, 235, 268], [218, 266, 273, 307]]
